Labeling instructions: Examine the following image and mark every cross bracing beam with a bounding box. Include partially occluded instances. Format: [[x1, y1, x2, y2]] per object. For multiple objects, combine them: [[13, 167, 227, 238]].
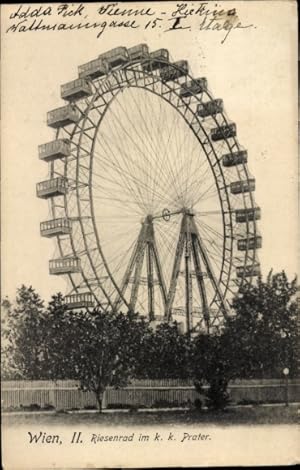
[[184, 217, 193, 334], [114, 216, 167, 319], [191, 233, 210, 332], [129, 238, 146, 311], [147, 243, 154, 320], [164, 223, 186, 322], [151, 232, 167, 307], [164, 211, 228, 333], [112, 226, 143, 311], [189, 216, 229, 320]]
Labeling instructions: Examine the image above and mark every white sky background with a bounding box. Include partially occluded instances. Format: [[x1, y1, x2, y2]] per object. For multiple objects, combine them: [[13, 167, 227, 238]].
[[1, 1, 298, 303]]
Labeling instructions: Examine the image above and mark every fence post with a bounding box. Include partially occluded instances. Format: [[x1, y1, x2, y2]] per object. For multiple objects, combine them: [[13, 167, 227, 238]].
[[102, 390, 107, 409], [49, 385, 56, 409]]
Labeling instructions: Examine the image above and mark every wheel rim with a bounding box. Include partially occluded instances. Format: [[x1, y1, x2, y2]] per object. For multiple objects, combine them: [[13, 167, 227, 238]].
[[45, 50, 260, 330]]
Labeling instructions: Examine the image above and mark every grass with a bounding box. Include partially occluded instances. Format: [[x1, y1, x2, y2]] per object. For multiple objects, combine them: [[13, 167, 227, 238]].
[[2, 404, 299, 427]]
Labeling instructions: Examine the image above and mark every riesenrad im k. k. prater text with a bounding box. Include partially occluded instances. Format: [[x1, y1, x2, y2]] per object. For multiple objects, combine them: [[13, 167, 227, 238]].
[[37, 45, 262, 334]]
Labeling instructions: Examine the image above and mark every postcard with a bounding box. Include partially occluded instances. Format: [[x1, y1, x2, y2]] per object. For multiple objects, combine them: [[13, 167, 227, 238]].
[[1, 1, 299, 468]]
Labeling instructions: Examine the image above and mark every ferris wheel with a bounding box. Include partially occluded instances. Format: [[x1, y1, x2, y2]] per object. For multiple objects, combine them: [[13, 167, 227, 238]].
[[37, 44, 261, 333]]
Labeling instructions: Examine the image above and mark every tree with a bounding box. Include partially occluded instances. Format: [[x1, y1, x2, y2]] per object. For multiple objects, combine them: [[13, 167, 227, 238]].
[[1, 285, 48, 379], [192, 332, 239, 410], [229, 270, 299, 378], [191, 271, 299, 409], [135, 321, 192, 379], [42, 293, 78, 380], [44, 306, 150, 411], [1, 297, 16, 379]]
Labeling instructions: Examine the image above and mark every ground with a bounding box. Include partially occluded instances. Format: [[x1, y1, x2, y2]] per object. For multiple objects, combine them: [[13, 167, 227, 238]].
[[3, 404, 299, 426]]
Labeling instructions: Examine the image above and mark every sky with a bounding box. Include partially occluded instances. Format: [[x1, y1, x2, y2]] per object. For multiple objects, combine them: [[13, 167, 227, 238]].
[[1, 1, 298, 303]]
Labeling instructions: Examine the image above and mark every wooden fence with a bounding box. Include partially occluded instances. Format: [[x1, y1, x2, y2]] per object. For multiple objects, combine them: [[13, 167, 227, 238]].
[[2, 379, 300, 410]]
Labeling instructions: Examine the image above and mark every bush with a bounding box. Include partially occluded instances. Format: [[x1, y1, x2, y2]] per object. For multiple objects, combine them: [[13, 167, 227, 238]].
[[204, 378, 231, 411], [237, 399, 258, 406], [42, 403, 55, 410], [20, 403, 41, 411], [128, 404, 139, 413], [106, 403, 138, 410], [194, 398, 202, 410], [152, 399, 176, 408], [83, 404, 97, 410], [152, 399, 191, 409]]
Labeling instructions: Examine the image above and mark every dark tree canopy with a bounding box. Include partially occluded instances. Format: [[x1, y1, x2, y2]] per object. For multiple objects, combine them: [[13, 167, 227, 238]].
[[44, 305, 151, 410], [1, 271, 299, 411], [1, 285, 48, 379], [228, 270, 299, 378], [135, 321, 192, 379]]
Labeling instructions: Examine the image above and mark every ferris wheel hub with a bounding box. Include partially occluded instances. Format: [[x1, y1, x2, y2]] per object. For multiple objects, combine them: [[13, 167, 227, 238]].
[[148, 207, 195, 223]]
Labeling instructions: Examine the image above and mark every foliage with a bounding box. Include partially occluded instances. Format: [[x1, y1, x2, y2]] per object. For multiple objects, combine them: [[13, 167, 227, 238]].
[[135, 321, 192, 379], [1, 286, 48, 379], [44, 306, 151, 411], [192, 333, 234, 410], [1, 288, 152, 410], [2, 270, 298, 412], [191, 271, 299, 408], [42, 293, 78, 380], [229, 270, 299, 378], [1, 297, 15, 379]]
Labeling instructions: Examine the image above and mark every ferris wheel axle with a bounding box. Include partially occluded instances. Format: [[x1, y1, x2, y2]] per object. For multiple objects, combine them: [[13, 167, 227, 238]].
[[148, 207, 195, 223]]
